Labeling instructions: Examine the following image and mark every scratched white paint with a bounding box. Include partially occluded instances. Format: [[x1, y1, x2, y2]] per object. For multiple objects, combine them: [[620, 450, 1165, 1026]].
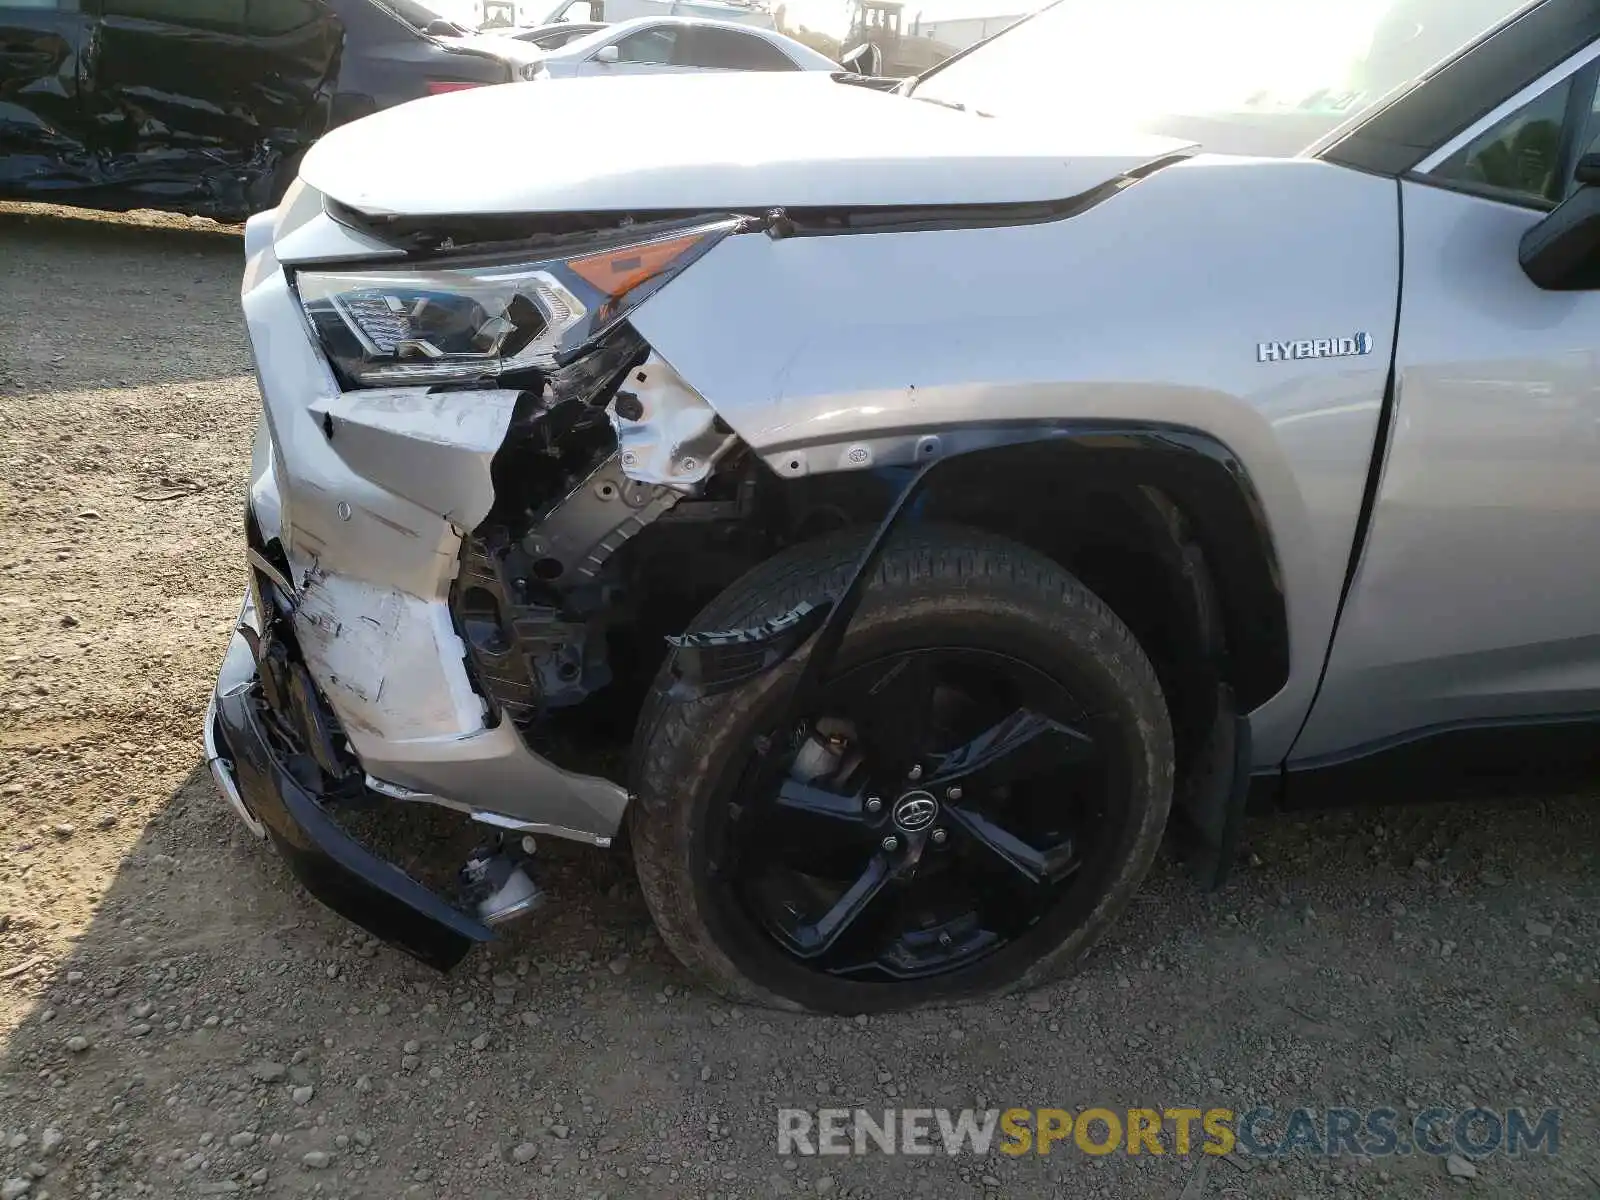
[[292, 572, 486, 741]]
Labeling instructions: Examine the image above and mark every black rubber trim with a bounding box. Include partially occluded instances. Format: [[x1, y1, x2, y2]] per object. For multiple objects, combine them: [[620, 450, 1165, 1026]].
[[766, 156, 1191, 238], [1282, 179, 1406, 764], [1321, 0, 1600, 177], [328, 157, 1191, 253], [1336, 182, 1406, 614], [213, 632, 493, 972], [1399, 171, 1562, 212], [1278, 712, 1600, 808]]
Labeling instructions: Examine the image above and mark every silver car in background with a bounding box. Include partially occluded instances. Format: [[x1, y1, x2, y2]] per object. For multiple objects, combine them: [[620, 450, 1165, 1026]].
[[210, 0, 1600, 1013], [520, 16, 840, 76]]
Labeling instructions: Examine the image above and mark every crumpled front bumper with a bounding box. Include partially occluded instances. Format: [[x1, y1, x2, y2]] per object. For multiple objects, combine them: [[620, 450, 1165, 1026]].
[[206, 593, 494, 971], [231, 207, 629, 845], [205, 201, 643, 965]]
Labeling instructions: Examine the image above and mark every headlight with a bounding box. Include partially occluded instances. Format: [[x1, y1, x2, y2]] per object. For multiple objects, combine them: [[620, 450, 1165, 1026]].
[[296, 218, 738, 387]]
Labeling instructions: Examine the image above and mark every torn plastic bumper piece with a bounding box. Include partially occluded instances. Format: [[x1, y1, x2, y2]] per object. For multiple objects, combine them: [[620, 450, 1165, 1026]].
[[664, 458, 943, 708], [664, 600, 833, 700], [210, 623, 494, 972]]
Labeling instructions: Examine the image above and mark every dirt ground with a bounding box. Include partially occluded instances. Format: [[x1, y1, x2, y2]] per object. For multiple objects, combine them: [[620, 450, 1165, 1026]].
[[2, 202, 1599, 1200]]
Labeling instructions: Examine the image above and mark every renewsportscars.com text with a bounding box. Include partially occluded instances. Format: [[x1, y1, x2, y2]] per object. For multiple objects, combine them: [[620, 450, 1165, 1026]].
[[777, 1106, 1560, 1159]]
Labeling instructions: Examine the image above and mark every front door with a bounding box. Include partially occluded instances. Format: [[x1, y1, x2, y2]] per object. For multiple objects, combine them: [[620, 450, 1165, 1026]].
[[1292, 43, 1600, 764], [0, 0, 90, 197]]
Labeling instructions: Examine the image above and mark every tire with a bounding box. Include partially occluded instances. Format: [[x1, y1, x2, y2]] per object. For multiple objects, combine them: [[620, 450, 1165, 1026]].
[[629, 524, 1174, 1013]]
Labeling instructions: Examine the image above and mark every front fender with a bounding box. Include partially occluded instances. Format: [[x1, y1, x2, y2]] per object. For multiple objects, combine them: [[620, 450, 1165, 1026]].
[[627, 155, 1401, 765]]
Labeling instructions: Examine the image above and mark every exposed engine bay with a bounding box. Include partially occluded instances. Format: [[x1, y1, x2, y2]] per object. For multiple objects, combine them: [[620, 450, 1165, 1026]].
[[442, 322, 902, 779]]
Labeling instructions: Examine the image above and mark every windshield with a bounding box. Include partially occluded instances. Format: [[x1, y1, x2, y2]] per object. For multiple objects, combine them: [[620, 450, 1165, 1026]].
[[910, 0, 1536, 157]]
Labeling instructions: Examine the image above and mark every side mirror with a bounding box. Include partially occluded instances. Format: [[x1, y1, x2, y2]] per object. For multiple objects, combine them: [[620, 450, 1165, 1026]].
[[425, 18, 461, 35], [840, 41, 881, 75], [1520, 152, 1600, 290], [594, 43, 620, 63]]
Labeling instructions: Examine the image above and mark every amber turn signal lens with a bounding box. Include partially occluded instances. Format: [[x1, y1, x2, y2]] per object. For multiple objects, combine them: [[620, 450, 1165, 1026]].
[[569, 231, 707, 298]]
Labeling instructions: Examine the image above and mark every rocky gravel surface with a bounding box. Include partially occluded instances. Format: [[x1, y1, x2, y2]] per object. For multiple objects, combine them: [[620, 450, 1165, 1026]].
[[2, 203, 1599, 1199]]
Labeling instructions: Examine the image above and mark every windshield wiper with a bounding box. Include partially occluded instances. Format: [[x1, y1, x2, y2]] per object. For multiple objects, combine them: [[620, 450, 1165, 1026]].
[[908, 93, 994, 118], [911, 93, 966, 111]]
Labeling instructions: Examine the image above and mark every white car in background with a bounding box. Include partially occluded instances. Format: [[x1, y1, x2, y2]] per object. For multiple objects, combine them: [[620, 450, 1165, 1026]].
[[524, 16, 840, 76]]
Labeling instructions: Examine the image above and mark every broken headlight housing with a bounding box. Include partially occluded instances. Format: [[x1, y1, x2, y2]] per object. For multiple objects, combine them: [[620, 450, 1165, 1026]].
[[296, 218, 739, 387]]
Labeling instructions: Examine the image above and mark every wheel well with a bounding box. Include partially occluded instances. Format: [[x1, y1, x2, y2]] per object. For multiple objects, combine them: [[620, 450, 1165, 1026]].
[[529, 429, 1286, 800], [784, 434, 1287, 786]]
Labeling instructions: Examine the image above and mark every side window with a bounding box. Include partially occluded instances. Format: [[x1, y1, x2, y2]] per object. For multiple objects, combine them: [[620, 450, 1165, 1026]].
[[3, 1, 77, 9], [612, 26, 676, 64], [684, 27, 797, 71], [1428, 76, 1574, 206], [102, 0, 247, 31], [555, 1, 595, 19]]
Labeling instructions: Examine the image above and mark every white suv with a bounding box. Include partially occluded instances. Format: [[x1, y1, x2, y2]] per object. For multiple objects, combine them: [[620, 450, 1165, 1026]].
[[212, 0, 1600, 1012]]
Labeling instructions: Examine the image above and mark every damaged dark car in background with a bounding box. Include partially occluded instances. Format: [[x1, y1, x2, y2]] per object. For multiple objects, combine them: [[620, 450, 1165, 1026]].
[[0, 0, 541, 220]]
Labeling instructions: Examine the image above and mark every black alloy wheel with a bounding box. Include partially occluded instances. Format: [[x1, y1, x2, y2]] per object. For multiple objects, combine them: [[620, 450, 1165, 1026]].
[[630, 526, 1174, 1013], [729, 648, 1110, 981]]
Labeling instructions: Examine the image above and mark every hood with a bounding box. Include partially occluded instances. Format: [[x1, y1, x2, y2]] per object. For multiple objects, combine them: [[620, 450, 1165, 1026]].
[[300, 73, 1196, 217]]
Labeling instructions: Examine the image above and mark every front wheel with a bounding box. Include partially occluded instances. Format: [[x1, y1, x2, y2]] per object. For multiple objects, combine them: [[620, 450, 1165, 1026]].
[[629, 526, 1174, 1013]]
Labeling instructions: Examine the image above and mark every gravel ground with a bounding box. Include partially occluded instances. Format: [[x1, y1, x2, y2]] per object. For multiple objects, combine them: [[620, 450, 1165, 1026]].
[[2, 202, 1599, 1200]]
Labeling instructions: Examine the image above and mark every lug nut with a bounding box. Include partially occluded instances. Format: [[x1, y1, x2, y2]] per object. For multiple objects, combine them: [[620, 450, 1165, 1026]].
[[881, 835, 899, 852], [931, 828, 947, 845], [945, 786, 962, 801], [865, 796, 883, 814], [906, 764, 923, 782]]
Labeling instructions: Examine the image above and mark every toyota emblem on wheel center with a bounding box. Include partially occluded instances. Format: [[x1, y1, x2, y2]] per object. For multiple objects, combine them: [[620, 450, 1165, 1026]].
[[892, 790, 939, 832]]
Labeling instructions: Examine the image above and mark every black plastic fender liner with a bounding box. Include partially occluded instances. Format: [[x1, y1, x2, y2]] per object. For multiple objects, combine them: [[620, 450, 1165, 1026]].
[[665, 600, 834, 699], [1170, 683, 1254, 890], [664, 454, 942, 711]]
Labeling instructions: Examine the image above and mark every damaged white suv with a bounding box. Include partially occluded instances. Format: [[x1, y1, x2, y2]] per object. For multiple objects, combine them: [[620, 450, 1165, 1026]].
[[212, 0, 1600, 1011]]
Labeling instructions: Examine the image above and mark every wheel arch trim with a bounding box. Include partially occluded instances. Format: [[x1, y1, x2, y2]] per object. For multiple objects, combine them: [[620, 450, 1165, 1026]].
[[754, 421, 1290, 714]]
